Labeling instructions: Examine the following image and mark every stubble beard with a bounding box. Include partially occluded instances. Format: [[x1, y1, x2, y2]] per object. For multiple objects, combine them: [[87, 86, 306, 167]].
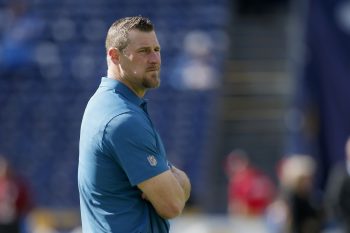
[[142, 71, 160, 89]]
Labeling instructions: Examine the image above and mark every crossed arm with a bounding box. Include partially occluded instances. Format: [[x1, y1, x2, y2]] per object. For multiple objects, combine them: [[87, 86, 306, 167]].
[[137, 165, 191, 219], [108, 114, 191, 219]]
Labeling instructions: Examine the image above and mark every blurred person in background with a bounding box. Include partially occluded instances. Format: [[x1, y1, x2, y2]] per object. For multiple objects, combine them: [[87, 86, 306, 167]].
[[265, 155, 323, 233], [0, 155, 33, 233], [78, 16, 191, 233], [324, 137, 350, 233], [225, 149, 276, 217]]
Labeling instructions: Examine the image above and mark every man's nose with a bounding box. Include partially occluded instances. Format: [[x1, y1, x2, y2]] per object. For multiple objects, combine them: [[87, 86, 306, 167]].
[[148, 52, 161, 63]]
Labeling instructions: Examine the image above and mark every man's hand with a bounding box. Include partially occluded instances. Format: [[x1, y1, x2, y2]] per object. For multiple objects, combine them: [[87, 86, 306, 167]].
[[170, 166, 191, 201], [141, 166, 191, 202]]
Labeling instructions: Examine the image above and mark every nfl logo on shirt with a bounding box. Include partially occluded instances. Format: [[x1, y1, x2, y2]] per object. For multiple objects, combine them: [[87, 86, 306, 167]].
[[147, 155, 157, 166]]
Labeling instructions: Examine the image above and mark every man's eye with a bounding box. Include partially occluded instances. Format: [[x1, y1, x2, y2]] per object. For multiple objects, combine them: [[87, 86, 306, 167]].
[[139, 49, 149, 53]]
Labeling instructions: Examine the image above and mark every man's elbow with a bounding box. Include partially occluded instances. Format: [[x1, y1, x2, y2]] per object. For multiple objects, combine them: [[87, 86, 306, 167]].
[[157, 201, 185, 219]]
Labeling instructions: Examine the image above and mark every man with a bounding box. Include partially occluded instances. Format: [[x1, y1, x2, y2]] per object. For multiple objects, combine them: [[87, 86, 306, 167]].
[[78, 16, 191, 233]]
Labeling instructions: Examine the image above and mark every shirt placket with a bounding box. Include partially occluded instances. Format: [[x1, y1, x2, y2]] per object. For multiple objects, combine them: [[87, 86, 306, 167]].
[[140, 101, 161, 153]]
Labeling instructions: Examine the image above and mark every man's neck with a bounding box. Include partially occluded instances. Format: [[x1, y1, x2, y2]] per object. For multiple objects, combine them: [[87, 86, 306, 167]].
[[107, 72, 146, 98]]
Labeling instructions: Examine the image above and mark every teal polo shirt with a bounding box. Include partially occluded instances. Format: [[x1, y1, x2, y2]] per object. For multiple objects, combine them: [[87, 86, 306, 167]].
[[78, 77, 170, 233]]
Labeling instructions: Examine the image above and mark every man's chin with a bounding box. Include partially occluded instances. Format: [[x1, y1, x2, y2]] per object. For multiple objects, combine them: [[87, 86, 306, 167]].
[[149, 81, 160, 89], [143, 78, 160, 89]]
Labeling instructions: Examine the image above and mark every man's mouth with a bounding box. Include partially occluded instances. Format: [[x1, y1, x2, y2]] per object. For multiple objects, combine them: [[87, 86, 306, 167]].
[[146, 67, 160, 72]]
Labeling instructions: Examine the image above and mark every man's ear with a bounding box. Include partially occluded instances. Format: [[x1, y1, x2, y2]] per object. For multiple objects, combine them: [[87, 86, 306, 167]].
[[108, 48, 120, 64]]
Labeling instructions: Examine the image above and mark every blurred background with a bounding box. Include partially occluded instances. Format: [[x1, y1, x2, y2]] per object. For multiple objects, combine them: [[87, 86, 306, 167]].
[[0, 0, 350, 232]]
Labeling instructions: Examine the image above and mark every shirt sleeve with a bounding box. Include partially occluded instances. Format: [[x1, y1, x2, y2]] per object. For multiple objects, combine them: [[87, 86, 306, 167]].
[[103, 112, 169, 186]]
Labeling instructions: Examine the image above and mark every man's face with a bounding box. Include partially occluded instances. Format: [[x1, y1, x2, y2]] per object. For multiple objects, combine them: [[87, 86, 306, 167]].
[[119, 29, 161, 90]]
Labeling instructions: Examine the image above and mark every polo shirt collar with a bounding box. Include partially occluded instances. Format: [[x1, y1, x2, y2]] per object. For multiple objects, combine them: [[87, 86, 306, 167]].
[[100, 77, 145, 107]]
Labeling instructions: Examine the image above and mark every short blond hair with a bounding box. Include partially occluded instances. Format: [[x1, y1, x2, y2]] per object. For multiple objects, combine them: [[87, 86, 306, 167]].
[[280, 155, 316, 190], [105, 16, 154, 52]]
